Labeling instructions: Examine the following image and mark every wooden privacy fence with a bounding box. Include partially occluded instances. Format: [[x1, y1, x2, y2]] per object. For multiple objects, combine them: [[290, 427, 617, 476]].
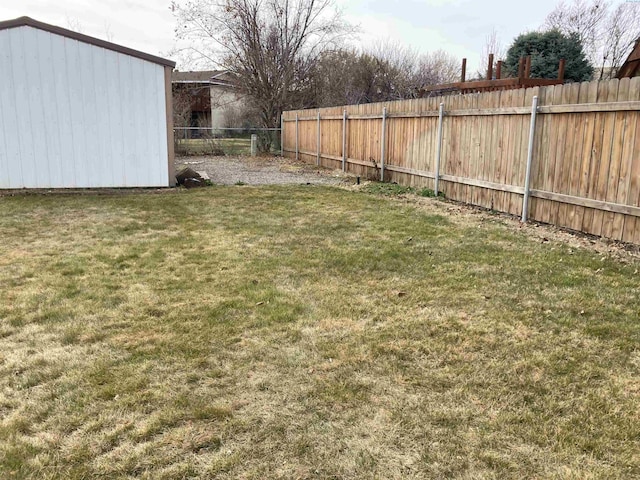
[[282, 77, 640, 244]]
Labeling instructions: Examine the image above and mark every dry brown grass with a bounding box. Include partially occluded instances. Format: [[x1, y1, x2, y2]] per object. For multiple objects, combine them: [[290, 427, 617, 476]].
[[0, 185, 639, 479]]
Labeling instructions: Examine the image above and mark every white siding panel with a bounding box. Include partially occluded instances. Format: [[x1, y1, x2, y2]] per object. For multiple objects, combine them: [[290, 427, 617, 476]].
[[67, 37, 89, 188], [0, 26, 170, 188], [104, 49, 125, 186], [0, 31, 11, 188], [24, 28, 50, 187], [0, 30, 23, 188], [143, 62, 166, 188], [92, 46, 114, 187], [11, 28, 38, 188], [0, 75, 6, 188], [0, 95, 7, 188], [79, 41, 101, 188], [130, 57, 149, 186], [121, 54, 138, 186], [51, 34, 77, 187], [37, 29, 63, 187]]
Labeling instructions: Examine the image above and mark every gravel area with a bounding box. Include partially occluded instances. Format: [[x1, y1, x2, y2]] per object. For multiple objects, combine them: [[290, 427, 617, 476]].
[[175, 155, 350, 186]]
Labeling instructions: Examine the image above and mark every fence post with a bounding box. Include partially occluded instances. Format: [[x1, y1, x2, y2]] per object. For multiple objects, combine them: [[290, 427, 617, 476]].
[[295, 113, 299, 161], [316, 110, 321, 166], [280, 114, 284, 157], [342, 109, 347, 172], [250, 134, 258, 156], [434, 102, 445, 196], [380, 106, 387, 182], [521, 95, 539, 223]]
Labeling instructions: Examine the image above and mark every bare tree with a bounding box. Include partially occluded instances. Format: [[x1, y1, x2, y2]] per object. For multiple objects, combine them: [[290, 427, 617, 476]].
[[308, 43, 460, 107], [173, 91, 192, 129], [103, 22, 115, 43], [417, 50, 460, 86], [172, 87, 193, 155], [222, 103, 261, 129], [346, 42, 459, 101], [543, 0, 640, 79], [65, 15, 84, 33], [479, 28, 506, 76], [369, 41, 419, 96], [311, 49, 376, 105], [172, 0, 350, 128], [311, 42, 420, 105], [598, 3, 640, 78], [545, 0, 607, 62]]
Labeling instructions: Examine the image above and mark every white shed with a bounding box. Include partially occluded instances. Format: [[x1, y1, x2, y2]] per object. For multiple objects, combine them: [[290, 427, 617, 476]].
[[0, 17, 176, 189]]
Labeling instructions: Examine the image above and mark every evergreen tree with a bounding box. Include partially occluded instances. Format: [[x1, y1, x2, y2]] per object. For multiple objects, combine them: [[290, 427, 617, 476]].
[[504, 30, 593, 82]]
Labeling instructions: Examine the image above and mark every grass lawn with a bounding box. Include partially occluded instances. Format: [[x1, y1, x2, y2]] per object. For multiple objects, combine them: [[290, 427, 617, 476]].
[[175, 137, 275, 156], [0, 185, 638, 479]]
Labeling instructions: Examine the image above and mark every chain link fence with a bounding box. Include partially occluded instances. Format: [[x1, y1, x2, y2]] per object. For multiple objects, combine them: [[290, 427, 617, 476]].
[[174, 127, 282, 156]]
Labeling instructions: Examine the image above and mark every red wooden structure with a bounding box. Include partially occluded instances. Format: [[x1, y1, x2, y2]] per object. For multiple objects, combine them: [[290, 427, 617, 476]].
[[421, 55, 566, 97]]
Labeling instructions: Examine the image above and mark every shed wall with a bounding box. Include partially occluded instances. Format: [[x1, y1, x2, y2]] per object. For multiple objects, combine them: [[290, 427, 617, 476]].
[[0, 26, 170, 188]]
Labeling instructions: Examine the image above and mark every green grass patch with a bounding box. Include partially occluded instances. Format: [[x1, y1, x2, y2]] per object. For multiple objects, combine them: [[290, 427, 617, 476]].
[[174, 136, 280, 156], [362, 182, 443, 198], [0, 186, 638, 478]]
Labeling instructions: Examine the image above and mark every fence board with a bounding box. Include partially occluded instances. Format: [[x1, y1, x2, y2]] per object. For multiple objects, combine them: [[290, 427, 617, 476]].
[[283, 78, 640, 243], [631, 118, 640, 244], [511, 88, 529, 216], [570, 81, 598, 231], [605, 78, 630, 239], [502, 89, 518, 215], [623, 77, 640, 243], [592, 79, 620, 236], [545, 84, 564, 226], [490, 90, 505, 210], [557, 83, 581, 229], [471, 92, 483, 207], [458, 94, 471, 204], [581, 82, 609, 235], [531, 85, 553, 223]]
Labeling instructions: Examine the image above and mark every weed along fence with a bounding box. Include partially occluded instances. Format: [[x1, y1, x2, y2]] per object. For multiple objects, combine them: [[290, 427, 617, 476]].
[[282, 77, 640, 244]]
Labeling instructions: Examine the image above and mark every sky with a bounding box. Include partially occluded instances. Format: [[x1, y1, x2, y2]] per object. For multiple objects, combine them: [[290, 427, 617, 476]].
[[0, 0, 572, 71]]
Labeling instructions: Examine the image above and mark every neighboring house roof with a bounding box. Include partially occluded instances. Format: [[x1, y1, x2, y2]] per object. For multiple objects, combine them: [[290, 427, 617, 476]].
[[172, 70, 224, 83], [617, 38, 640, 78], [210, 71, 237, 88], [0, 16, 175, 68], [172, 70, 238, 88]]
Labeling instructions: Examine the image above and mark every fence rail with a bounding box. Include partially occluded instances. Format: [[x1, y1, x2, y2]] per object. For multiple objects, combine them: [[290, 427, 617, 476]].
[[282, 77, 640, 244]]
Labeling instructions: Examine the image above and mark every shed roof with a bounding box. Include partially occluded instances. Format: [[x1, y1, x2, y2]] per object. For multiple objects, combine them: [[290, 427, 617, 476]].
[[0, 16, 175, 68]]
